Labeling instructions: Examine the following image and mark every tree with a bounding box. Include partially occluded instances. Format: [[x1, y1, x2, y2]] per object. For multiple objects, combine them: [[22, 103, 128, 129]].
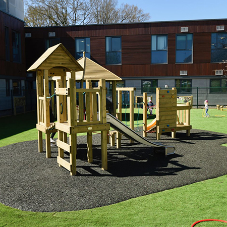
[[24, 0, 150, 27]]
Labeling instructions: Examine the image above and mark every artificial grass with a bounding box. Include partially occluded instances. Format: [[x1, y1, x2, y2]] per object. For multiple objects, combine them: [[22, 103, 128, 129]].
[[0, 109, 227, 226]]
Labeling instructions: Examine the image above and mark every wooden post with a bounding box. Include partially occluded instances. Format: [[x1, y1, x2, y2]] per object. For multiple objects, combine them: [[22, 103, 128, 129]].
[[143, 92, 147, 138], [51, 80, 55, 118], [45, 132, 51, 158], [86, 80, 93, 121], [116, 90, 122, 148], [100, 79, 108, 170], [186, 102, 191, 136], [36, 70, 43, 153], [87, 132, 93, 163], [70, 134, 77, 176], [112, 81, 117, 116], [43, 69, 51, 157], [44, 69, 50, 128], [38, 131, 43, 153], [156, 88, 160, 140], [130, 90, 134, 143]]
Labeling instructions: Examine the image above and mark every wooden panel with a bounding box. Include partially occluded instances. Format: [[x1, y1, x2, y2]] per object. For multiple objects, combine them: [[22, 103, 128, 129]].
[[193, 33, 211, 63], [122, 35, 151, 65], [0, 11, 26, 77], [56, 140, 70, 153], [57, 156, 71, 171], [90, 36, 105, 65]]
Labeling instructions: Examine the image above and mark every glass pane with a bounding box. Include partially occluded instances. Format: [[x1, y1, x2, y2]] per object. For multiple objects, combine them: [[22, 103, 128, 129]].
[[106, 37, 111, 52], [210, 79, 221, 93], [221, 79, 227, 93], [211, 49, 227, 62], [176, 79, 192, 93], [76, 39, 85, 52], [151, 35, 156, 50], [211, 33, 227, 62], [157, 36, 167, 50], [85, 38, 90, 52], [142, 81, 152, 92], [106, 52, 121, 64], [12, 31, 21, 62], [49, 38, 60, 47], [175, 79, 180, 88], [176, 35, 186, 50], [151, 51, 167, 63], [187, 34, 193, 49], [112, 37, 121, 51], [176, 50, 192, 63], [76, 52, 83, 59], [5, 27, 10, 61], [211, 33, 216, 49]]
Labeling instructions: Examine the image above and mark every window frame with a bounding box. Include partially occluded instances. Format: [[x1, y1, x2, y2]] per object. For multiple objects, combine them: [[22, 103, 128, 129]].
[[12, 80, 21, 96], [5, 27, 10, 61], [6, 79, 10, 97], [176, 34, 193, 64], [210, 78, 227, 93], [141, 79, 158, 94], [45, 38, 60, 50], [151, 35, 168, 64], [105, 36, 122, 65], [211, 33, 227, 63], [175, 79, 192, 93], [12, 30, 21, 63], [75, 37, 90, 59]]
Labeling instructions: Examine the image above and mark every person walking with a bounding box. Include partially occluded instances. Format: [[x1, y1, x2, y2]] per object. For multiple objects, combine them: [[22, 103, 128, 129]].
[[204, 100, 209, 117]]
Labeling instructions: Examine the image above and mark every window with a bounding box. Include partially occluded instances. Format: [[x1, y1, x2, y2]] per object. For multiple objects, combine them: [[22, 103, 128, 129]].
[[45, 38, 60, 49], [210, 79, 227, 93], [12, 80, 21, 96], [151, 35, 168, 64], [5, 27, 10, 61], [6, 79, 10, 97], [175, 79, 192, 93], [106, 36, 121, 65], [211, 33, 227, 63], [141, 80, 158, 94], [75, 37, 90, 59], [12, 31, 21, 63], [176, 34, 193, 63]]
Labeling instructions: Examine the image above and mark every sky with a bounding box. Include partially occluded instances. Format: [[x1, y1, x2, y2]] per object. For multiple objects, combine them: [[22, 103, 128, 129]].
[[117, 0, 227, 22]]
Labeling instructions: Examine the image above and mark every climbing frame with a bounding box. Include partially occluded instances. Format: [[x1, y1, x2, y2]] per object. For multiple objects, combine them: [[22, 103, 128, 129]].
[[156, 87, 192, 140]]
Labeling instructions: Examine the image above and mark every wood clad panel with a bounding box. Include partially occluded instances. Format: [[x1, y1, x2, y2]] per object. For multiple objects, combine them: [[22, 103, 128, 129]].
[[168, 34, 175, 64], [0, 11, 26, 77], [90, 36, 106, 65], [193, 33, 211, 63], [122, 35, 151, 65], [24, 19, 227, 79]]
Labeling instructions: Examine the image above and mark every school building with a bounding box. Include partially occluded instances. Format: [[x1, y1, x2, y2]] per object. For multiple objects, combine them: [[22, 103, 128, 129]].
[[1, 0, 227, 115]]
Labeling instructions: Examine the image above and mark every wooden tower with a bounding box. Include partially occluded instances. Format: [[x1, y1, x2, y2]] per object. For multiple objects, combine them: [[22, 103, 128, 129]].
[[28, 44, 112, 175]]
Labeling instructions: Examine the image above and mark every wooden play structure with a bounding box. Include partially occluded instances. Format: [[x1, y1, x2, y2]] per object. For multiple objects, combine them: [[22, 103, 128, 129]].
[[28, 44, 122, 175], [143, 88, 192, 140], [217, 105, 227, 111], [109, 87, 136, 148]]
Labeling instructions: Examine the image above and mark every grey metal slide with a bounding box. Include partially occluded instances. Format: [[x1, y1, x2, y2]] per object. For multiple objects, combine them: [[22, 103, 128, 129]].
[[106, 113, 175, 155]]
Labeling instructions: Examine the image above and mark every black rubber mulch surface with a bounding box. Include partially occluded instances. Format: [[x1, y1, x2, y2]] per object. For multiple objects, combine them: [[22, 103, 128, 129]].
[[0, 129, 227, 212]]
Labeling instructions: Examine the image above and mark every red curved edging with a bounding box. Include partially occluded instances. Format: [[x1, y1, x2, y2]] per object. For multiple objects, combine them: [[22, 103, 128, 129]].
[[191, 219, 227, 227]]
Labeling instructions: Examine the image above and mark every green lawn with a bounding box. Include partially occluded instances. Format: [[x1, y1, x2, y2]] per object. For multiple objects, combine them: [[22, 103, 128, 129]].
[[0, 109, 227, 226]]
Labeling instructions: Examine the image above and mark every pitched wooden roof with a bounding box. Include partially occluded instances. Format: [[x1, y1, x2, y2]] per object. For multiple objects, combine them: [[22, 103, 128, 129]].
[[27, 43, 84, 72], [75, 57, 122, 81]]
